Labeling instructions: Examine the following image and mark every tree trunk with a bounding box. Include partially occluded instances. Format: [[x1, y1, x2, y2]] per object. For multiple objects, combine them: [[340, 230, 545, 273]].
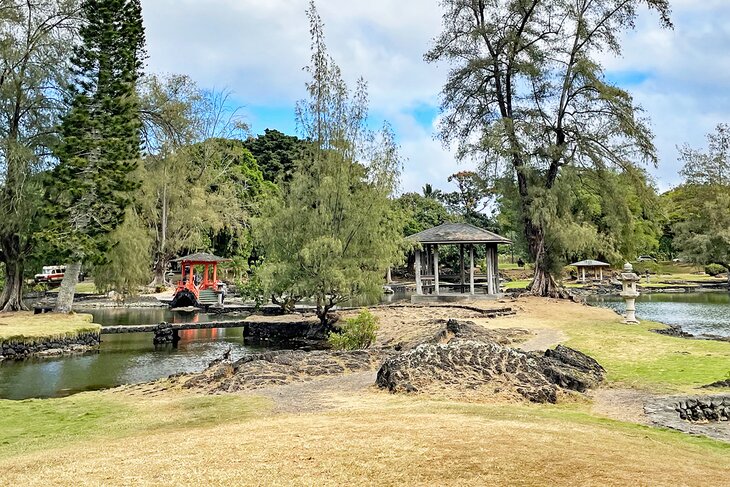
[[54, 261, 82, 313], [524, 221, 568, 299], [0, 233, 28, 312], [149, 257, 169, 287], [0, 258, 27, 312]]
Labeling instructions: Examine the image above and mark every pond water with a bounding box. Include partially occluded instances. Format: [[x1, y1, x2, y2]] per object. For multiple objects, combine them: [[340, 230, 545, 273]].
[[588, 292, 730, 338], [0, 327, 265, 401], [0, 292, 416, 400], [0, 306, 269, 401]]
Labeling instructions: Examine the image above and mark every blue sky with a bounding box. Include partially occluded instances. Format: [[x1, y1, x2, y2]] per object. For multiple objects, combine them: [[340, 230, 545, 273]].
[[141, 0, 730, 194]]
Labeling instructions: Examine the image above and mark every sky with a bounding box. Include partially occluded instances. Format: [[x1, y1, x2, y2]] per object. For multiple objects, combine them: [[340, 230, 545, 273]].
[[140, 0, 730, 194]]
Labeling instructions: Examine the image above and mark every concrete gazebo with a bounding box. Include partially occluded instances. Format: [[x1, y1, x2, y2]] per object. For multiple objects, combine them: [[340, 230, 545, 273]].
[[571, 259, 611, 283], [408, 223, 511, 301]]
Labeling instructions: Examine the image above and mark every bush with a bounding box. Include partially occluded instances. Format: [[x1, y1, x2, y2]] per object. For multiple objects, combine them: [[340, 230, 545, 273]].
[[704, 263, 727, 277], [328, 309, 379, 350], [631, 261, 660, 275]]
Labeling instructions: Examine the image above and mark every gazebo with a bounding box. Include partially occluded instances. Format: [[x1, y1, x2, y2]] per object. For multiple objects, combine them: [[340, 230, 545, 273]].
[[408, 223, 511, 300], [571, 259, 611, 283]]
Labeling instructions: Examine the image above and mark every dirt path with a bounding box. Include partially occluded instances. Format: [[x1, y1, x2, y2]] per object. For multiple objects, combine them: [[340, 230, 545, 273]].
[[515, 328, 567, 352], [589, 388, 654, 425], [248, 370, 378, 413]]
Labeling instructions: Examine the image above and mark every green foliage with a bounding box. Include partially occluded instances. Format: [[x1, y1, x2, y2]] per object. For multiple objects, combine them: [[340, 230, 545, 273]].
[[46, 0, 146, 265], [236, 259, 266, 309], [256, 3, 404, 324], [670, 125, 730, 281], [137, 75, 273, 285], [704, 264, 727, 277], [91, 208, 152, 297], [328, 309, 379, 350], [0, 0, 79, 310], [244, 129, 307, 183], [396, 192, 449, 237]]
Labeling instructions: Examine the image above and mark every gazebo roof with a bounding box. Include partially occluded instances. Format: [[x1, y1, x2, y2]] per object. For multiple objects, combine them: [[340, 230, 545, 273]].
[[571, 259, 611, 267], [173, 253, 230, 264], [408, 223, 512, 245]]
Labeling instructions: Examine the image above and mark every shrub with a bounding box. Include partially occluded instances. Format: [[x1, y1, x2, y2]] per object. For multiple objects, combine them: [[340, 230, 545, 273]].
[[328, 309, 379, 350], [632, 261, 660, 275], [704, 263, 727, 277]]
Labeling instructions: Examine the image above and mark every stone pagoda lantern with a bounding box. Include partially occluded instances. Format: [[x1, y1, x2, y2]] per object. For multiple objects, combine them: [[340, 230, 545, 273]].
[[619, 262, 641, 324]]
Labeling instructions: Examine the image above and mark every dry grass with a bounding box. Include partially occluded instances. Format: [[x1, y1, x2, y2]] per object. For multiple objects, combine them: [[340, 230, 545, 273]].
[[2, 394, 728, 486], [0, 312, 100, 343]]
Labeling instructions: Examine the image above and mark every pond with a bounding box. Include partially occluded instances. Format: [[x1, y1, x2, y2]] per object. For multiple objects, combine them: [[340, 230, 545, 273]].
[[1, 289, 417, 400], [588, 291, 730, 338], [0, 307, 269, 401]]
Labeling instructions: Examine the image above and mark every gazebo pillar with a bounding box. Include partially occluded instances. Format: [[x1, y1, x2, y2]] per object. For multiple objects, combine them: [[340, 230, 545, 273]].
[[469, 244, 475, 295], [600, 267, 603, 281], [582, 267, 586, 283], [459, 244, 465, 292], [415, 248, 422, 295], [486, 244, 495, 295], [434, 245, 440, 295]]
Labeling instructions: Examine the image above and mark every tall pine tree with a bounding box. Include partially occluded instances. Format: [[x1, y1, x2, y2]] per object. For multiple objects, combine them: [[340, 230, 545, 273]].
[[48, 0, 145, 312]]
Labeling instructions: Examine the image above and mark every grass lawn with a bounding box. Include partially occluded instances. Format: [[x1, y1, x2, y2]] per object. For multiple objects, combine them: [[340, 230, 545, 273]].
[[45, 282, 98, 294], [0, 312, 100, 344], [483, 298, 730, 392], [503, 279, 531, 289], [0, 394, 728, 485], [0, 392, 270, 460]]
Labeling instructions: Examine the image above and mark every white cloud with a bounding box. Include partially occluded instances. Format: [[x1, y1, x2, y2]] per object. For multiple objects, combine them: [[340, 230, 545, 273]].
[[140, 1, 730, 193]]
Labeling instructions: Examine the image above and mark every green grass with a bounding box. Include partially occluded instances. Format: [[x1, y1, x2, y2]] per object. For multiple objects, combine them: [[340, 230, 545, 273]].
[[0, 392, 271, 459], [565, 320, 730, 391], [503, 279, 531, 289], [46, 282, 98, 294], [491, 300, 730, 393], [0, 313, 101, 344]]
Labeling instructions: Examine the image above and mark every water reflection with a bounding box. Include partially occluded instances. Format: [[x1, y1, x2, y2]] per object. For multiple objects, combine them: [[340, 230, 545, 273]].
[[0, 327, 257, 400], [84, 307, 249, 326], [588, 292, 730, 337]]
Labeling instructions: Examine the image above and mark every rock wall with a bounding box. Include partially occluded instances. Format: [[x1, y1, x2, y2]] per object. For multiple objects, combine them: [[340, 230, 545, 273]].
[[376, 319, 605, 403], [644, 395, 730, 443], [674, 397, 730, 422], [244, 321, 324, 346], [0, 332, 101, 361], [174, 349, 382, 393]]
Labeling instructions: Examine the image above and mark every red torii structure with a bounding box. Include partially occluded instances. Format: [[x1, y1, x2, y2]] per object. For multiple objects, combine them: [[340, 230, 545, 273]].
[[171, 253, 230, 308]]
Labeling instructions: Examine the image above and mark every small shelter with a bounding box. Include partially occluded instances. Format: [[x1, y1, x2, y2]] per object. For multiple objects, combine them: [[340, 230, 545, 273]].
[[171, 253, 230, 308], [571, 259, 611, 283], [408, 223, 511, 299]]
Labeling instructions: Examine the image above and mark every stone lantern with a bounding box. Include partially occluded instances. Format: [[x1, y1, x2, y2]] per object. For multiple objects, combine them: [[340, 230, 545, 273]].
[[619, 262, 640, 324]]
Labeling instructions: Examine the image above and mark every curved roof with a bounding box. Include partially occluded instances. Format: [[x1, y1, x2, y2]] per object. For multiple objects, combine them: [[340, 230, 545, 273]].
[[174, 253, 230, 263], [408, 223, 511, 245], [571, 259, 611, 267]]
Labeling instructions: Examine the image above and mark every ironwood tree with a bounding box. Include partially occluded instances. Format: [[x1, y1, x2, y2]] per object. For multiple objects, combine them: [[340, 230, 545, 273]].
[[46, 0, 145, 312], [256, 1, 404, 324], [0, 0, 79, 311], [426, 0, 672, 297], [672, 124, 730, 288]]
